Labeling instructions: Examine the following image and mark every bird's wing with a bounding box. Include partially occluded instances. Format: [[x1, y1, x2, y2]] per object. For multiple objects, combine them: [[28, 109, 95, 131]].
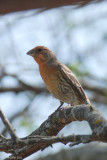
[[57, 63, 88, 103]]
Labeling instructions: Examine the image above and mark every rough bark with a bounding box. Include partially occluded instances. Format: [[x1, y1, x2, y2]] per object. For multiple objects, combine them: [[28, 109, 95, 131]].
[[0, 104, 107, 159]]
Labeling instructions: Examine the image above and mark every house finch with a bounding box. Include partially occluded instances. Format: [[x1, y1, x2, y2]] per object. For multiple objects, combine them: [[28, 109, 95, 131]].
[[27, 46, 90, 109]]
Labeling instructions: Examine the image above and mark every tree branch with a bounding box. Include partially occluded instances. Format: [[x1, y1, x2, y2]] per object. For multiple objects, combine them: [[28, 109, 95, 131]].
[[0, 71, 107, 105], [0, 86, 48, 94], [0, 84, 107, 104], [0, 108, 19, 141], [1, 72, 107, 104], [0, 0, 104, 14], [0, 134, 99, 152], [0, 104, 107, 159], [1, 103, 30, 135]]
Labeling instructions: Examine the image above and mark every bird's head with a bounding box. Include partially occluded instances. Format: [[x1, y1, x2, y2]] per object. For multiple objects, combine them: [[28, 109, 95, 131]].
[[27, 46, 56, 64]]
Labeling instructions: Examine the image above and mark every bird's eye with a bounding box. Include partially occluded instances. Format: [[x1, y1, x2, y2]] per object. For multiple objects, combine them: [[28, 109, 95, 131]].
[[37, 48, 42, 52]]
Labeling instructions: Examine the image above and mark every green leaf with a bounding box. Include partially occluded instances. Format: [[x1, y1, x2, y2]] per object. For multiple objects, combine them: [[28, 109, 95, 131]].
[[66, 62, 89, 77]]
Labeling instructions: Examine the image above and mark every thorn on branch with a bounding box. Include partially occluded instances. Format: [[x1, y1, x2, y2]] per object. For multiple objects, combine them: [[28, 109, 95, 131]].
[[41, 144, 53, 151], [69, 141, 81, 147]]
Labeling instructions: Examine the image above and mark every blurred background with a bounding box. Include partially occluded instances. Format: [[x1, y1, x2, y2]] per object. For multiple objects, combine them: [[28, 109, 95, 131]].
[[0, 0, 107, 159]]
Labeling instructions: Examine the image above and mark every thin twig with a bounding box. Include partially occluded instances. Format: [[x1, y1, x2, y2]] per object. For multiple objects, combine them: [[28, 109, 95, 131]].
[[0, 108, 19, 141], [2, 104, 29, 135]]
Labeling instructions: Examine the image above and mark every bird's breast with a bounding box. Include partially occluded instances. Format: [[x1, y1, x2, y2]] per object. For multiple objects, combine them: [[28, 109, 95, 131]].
[[39, 64, 59, 94]]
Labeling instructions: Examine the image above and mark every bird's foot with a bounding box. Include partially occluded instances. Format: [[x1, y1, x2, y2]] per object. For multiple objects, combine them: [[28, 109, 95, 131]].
[[55, 102, 64, 111]]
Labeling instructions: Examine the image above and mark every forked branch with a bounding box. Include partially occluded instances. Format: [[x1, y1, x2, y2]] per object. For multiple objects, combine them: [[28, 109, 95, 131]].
[[0, 104, 107, 159]]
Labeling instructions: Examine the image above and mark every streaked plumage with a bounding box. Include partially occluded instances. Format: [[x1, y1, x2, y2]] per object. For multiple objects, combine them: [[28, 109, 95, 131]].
[[27, 46, 90, 109]]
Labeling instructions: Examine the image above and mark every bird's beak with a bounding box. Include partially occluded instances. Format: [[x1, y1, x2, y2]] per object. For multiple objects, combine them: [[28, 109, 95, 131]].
[[27, 49, 35, 57]]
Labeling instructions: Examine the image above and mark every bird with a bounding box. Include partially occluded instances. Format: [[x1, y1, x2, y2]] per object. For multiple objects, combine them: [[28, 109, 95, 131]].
[[27, 46, 90, 110]]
